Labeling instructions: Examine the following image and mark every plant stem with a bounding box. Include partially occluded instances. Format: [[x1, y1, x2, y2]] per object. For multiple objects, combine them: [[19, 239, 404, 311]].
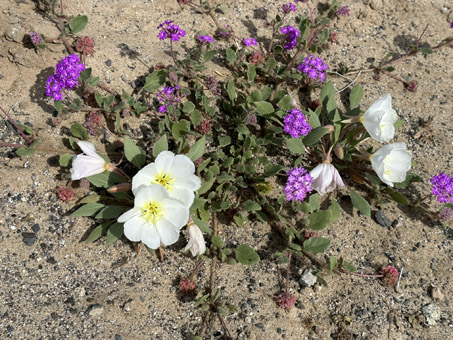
[[0, 106, 33, 145], [339, 268, 383, 278], [206, 0, 220, 29], [285, 252, 292, 292], [214, 306, 235, 340]]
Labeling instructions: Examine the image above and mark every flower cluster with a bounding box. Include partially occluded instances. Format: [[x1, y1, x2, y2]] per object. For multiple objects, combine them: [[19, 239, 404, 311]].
[[218, 25, 234, 40], [83, 111, 102, 136], [57, 186, 76, 202], [29, 31, 42, 46], [75, 36, 95, 55], [430, 172, 453, 203], [285, 167, 313, 202], [283, 109, 311, 138], [157, 85, 181, 113], [337, 6, 350, 16], [275, 292, 296, 309], [157, 21, 185, 41], [282, 3, 296, 14], [281, 25, 300, 50], [438, 207, 453, 222], [450, 20, 453, 29], [46, 55, 85, 101], [381, 266, 399, 286], [297, 55, 328, 82], [117, 151, 202, 250], [243, 38, 257, 46], [198, 35, 214, 45], [249, 51, 265, 65]]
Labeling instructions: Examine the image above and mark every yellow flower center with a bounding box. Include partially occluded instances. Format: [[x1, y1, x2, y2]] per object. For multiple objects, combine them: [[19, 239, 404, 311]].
[[359, 116, 364, 123], [151, 172, 175, 191], [141, 201, 164, 224]]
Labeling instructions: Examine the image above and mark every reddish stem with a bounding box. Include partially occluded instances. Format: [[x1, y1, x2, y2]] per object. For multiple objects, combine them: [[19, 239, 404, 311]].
[[340, 268, 383, 278], [0, 106, 32, 145]]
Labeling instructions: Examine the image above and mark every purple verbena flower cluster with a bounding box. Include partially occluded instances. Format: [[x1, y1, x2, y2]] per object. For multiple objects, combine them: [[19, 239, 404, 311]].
[[46, 54, 85, 101], [281, 26, 300, 50], [297, 55, 328, 81], [157, 21, 185, 41], [430, 172, 453, 203], [218, 25, 234, 40], [337, 6, 350, 16], [29, 31, 42, 45], [283, 108, 311, 138], [282, 3, 296, 14], [198, 35, 214, 45], [243, 38, 257, 46], [285, 167, 313, 202], [157, 85, 181, 113], [83, 111, 102, 136], [438, 207, 453, 222]]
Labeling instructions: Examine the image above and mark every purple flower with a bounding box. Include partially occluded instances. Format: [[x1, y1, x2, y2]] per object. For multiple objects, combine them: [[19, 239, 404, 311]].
[[282, 3, 296, 14], [243, 38, 257, 46], [430, 172, 453, 203], [198, 35, 214, 45], [439, 208, 453, 222], [283, 108, 311, 138], [46, 54, 85, 101], [218, 25, 234, 40], [281, 26, 300, 50], [297, 55, 328, 81], [336, 6, 350, 16], [285, 167, 313, 202], [450, 20, 453, 29], [29, 31, 43, 45], [157, 21, 185, 41], [157, 85, 181, 113]]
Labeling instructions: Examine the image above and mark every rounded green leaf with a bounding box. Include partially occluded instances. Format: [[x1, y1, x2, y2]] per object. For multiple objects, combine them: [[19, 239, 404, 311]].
[[350, 190, 371, 217], [235, 244, 260, 265], [303, 237, 331, 254], [308, 210, 332, 230]]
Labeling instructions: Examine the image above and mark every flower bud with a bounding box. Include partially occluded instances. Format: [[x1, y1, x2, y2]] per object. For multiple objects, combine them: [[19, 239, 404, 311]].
[[183, 223, 206, 256], [334, 144, 344, 160], [108, 183, 132, 193]]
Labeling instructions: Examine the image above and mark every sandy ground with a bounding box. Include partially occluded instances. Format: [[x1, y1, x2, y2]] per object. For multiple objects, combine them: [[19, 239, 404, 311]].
[[0, 0, 452, 339]]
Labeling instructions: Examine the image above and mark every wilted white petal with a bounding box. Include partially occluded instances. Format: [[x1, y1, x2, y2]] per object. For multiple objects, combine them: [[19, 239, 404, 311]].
[[183, 224, 206, 256], [70, 142, 107, 180], [360, 94, 397, 143], [310, 163, 344, 195]]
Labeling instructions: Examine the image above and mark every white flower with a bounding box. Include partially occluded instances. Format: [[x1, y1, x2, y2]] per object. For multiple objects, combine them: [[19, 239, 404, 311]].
[[370, 143, 411, 187], [360, 94, 397, 143], [310, 162, 345, 195], [183, 223, 206, 256], [132, 151, 201, 208], [117, 184, 189, 249], [71, 141, 108, 180]]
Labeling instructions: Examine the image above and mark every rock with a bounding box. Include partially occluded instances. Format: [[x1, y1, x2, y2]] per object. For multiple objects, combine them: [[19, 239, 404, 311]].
[[31, 224, 40, 232], [22, 231, 36, 246], [429, 286, 444, 301], [299, 269, 317, 288], [375, 209, 392, 228], [421, 304, 440, 325], [86, 304, 104, 317], [114, 335, 122, 340]]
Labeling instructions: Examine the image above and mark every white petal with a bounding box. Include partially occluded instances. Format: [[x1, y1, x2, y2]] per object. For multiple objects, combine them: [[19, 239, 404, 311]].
[[123, 215, 147, 242], [134, 184, 170, 208], [162, 198, 190, 226], [70, 155, 106, 180], [172, 154, 195, 174], [131, 163, 158, 194], [77, 141, 103, 160], [156, 218, 182, 246], [140, 224, 161, 249], [117, 207, 141, 223], [154, 151, 175, 173], [332, 167, 345, 188], [169, 186, 195, 207]]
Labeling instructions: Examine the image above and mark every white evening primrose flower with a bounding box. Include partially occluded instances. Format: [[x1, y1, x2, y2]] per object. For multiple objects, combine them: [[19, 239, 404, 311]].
[[132, 151, 201, 208], [183, 223, 206, 256], [310, 162, 345, 195], [360, 94, 397, 143], [370, 143, 411, 187], [71, 141, 110, 180], [117, 185, 189, 249]]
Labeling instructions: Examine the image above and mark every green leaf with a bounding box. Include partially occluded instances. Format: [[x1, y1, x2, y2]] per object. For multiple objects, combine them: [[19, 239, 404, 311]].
[[79, 68, 92, 80], [152, 134, 168, 158], [186, 135, 206, 161], [254, 101, 274, 115], [394, 119, 404, 129], [144, 70, 168, 92], [95, 93, 104, 107], [190, 109, 202, 127], [69, 15, 88, 34], [349, 84, 363, 110], [233, 212, 247, 227], [59, 153, 73, 167], [79, 195, 101, 204], [103, 95, 115, 110], [86, 171, 124, 188], [218, 135, 231, 147], [247, 64, 256, 82], [124, 136, 146, 169], [204, 50, 217, 62], [341, 260, 357, 272], [235, 244, 260, 265], [70, 122, 88, 140], [277, 95, 292, 111], [183, 101, 195, 113], [386, 190, 409, 205], [16, 147, 36, 157], [171, 119, 190, 139], [226, 48, 237, 64], [226, 79, 236, 103], [308, 210, 332, 230], [95, 206, 127, 219], [193, 217, 211, 233], [285, 137, 305, 155], [85, 221, 113, 244], [309, 193, 321, 211], [329, 256, 337, 275], [328, 199, 340, 223], [71, 203, 105, 217], [106, 222, 124, 245], [54, 100, 64, 113], [242, 200, 261, 212], [349, 190, 371, 217], [303, 237, 331, 254], [211, 235, 224, 248], [420, 47, 433, 54], [302, 127, 329, 146]]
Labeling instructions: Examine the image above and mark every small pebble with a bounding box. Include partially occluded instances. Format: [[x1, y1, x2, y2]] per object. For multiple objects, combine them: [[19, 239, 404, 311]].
[[299, 269, 317, 288], [31, 223, 40, 232], [375, 209, 392, 228], [422, 304, 440, 325], [86, 304, 104, 317], [105, 59, 112, 67]]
